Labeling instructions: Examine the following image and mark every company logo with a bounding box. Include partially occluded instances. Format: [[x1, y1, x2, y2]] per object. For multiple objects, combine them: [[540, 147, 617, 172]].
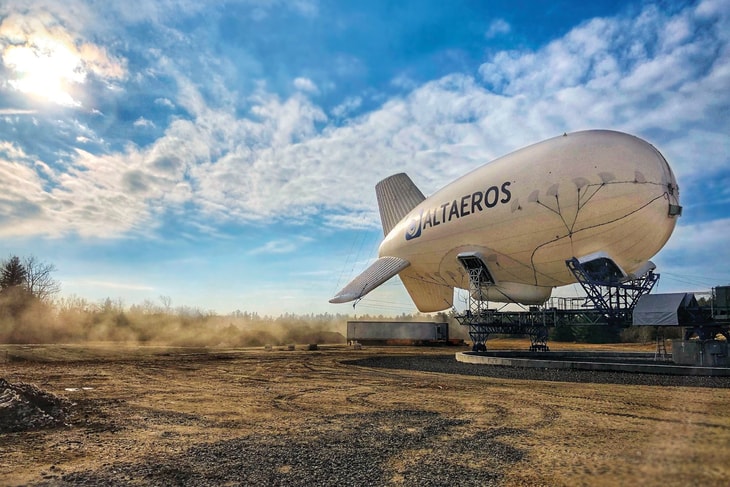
[[405, 181, 512, 241], [405, 211, 423, 241]]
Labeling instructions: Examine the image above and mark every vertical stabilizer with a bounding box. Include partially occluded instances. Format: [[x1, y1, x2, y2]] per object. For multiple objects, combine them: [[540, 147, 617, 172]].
[[375, 173, 425, 236]]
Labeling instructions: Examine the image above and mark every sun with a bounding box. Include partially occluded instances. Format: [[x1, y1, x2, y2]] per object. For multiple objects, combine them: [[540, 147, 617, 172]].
[[3, 35, 85, 107], [1, 13, 126, 108]]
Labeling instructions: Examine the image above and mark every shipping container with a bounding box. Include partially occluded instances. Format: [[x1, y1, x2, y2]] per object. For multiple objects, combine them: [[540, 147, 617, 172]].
[[346, 321, 452, 345]]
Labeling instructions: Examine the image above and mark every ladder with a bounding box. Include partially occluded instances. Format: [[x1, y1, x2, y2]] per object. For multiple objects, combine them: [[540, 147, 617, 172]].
[[655, 327, 668, 361]]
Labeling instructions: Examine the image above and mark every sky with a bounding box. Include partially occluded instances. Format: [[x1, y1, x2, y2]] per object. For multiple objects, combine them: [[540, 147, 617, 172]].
[[0, 0, 728, 316]]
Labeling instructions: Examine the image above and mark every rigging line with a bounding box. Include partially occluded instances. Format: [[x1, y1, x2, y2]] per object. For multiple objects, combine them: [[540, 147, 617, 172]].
[[553, 193, 572, 234], [403, 274, 454, 289], [569, 192, 667, 234], [494, 301, 528, 312], [576, 179, 665, 218], [485, 287, 530, 310], [536, 195, 572, 237], [362, 295, 415, 305], [360, 300, 417, 309], [660, 274, 721, 288], [528, 192, 668, 285], [352, 229, 370, 273], [356, 302, 416, 311], [577, 183, 604, 211], [354, 301, 418, 312], [355, 302, 415, 311], [549, 179, 659, 236], [535, 199, 562, 217], [587, 180, 666, 188], [333, 233, 359, 293], [571, 184, 605, 233], [662, 271, 730, 281], [339, 229, 380, 295]]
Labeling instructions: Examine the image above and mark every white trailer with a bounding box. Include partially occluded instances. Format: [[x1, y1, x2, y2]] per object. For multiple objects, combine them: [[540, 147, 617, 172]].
[[346, 321, 450, 345]]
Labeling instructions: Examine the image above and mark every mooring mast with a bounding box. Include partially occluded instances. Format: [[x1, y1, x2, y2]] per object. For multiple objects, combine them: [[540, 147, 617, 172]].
[[456, 257, 660, 352]]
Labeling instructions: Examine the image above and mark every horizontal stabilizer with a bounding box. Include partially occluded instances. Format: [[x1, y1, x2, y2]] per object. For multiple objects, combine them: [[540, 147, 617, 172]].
[[376, 173, 425, 236], [330, 256, 410, 304]]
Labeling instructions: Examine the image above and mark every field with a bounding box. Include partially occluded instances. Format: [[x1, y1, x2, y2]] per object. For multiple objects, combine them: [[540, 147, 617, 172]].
[[2, 340, 730, 486]]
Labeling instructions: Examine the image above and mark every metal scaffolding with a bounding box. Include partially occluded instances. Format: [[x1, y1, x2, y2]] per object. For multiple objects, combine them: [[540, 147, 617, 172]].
[[565, 257, 659, 326], [456, 257, 660, 352]]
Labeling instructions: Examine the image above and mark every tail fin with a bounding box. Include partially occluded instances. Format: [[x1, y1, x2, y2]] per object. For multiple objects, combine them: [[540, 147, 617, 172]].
[[399, 269, 454, 312], [329, 173, 424, 308], [376, 173, 425, 236]]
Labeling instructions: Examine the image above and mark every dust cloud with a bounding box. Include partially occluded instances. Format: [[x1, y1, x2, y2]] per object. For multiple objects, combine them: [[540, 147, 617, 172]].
[[0, 297, 355, 347], [0, 294, 444, 347]]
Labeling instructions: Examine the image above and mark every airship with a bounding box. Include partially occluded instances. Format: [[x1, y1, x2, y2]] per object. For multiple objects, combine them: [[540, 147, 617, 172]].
[[331, 130, 681, 312]]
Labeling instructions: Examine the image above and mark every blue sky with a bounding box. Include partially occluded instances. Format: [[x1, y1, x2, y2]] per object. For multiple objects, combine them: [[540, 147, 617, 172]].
[[0, 0, 728, 316]]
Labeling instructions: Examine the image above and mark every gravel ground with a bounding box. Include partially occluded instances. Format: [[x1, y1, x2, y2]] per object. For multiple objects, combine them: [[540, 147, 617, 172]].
[[46, 410, 522, 487], [347, 355, 730, 388], [5, 347, 730, 487]]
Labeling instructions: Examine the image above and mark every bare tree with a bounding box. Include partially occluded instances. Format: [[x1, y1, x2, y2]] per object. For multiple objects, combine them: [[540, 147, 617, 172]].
[[23, 255, 61, 302]]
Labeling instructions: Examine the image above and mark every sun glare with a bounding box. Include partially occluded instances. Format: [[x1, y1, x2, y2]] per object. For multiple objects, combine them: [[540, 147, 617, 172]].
[[3, 36, 84, 107], [1, 13, 126, 109]]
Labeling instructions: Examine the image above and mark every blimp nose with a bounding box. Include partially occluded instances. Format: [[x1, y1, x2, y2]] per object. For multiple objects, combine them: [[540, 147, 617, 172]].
[[647, 140, 681, 217], [660, 157, 682, 218]]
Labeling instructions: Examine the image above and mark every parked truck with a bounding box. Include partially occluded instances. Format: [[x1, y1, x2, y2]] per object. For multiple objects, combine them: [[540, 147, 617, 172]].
[[346, 320, 462, 346]]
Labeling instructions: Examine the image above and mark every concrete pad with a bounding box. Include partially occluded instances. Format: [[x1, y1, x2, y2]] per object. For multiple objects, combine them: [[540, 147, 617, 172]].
[[455, 351, 730, 376]]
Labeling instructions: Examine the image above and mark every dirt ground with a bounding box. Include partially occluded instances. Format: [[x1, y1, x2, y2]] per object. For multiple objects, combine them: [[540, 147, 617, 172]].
[[2, 340, 730, 486]]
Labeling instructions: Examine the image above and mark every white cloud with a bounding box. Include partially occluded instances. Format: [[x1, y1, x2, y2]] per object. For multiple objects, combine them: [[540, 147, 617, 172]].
[[134, 117, 155, 128], [323, 212, 379, 231], [0, 108, 36, 115], [293, 77, 318, 93], [0, 142, 59, 237], [485, 18, 511, 39], [390, 74, 417, 90], [660, 129, 730, 179], [654, 217, 730, 290], [331, 96, 362, 118], [154, 97, 175, 109], [248, 236, 314, 255], [76, 279, 156, 291]]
